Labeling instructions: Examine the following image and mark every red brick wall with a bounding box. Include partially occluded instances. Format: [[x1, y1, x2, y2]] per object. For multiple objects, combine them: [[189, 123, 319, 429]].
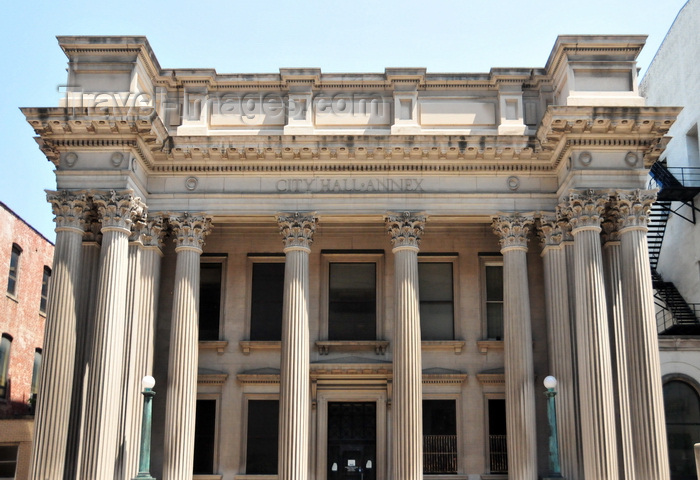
[[0, 203, 53, 417]]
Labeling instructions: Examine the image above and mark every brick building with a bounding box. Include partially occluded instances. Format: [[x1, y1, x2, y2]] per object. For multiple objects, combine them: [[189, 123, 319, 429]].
[[0, 202, 54, 479]]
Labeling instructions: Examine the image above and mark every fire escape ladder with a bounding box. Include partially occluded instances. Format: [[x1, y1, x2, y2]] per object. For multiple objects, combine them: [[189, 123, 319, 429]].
[[647, 161, 700, 334]]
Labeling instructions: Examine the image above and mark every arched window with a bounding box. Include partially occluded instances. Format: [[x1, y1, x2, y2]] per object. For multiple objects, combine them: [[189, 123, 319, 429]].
[[6, 245, 21, 296], [664, 379, 700, 479]]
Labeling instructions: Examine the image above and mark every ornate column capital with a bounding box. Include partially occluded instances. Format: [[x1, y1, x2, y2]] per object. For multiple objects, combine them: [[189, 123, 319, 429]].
[[385, 211, 426, 251], [616, 189, 657, 233], [555, 202, 574, 242], [538, 214, 565, 250], [169, 213, 212, 253], [131, 215, 165, 249], [276, 212, 318, 252], [92, 190, 145, 233], [567, 189, 610, 233], [46, 190, 89, 233], [492, 214, 534, 252], [602, 201, 622, 244]]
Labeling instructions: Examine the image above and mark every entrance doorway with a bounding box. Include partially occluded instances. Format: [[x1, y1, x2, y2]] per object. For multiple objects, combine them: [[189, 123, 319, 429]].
[[327, 402, 376, 480]]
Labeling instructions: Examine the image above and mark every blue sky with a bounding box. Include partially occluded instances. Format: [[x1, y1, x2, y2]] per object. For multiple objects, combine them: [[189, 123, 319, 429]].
[[0, 0, 688, 240]]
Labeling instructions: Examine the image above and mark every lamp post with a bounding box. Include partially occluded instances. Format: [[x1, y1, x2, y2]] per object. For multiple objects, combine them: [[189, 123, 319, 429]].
[[544, 375, 563, 478], [133, 375, 156, 480]]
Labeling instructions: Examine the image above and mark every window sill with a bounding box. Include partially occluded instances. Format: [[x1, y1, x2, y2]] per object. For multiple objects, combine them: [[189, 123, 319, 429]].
[[198, 340, 228, 355], [194, 475, 223, 480], [5, 293, 18, 303], [481, 475, 508, 480], [477, 340, 504, 354], [239, 341, 281, 355], [425, 475, 470, 480], [316, 340, 389, 355], [234, 476, 277, 480], [422, 340, 465, 354]]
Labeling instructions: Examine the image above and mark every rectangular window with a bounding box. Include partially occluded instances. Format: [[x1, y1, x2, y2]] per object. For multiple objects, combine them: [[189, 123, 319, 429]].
[[0, 334, 11, 399], [0, 445, 18, 478], [6, 245, 20, 296], [423, 399, 457, 474], [199, 260, 223, 341], [193, 399, 217, 474], [329, 263, 376, 340], [419, 262, 454, 340], [250, 262, 285, 341], [40, 267, 51, 314], [488, 399, 508, 474], [246, 400, 279, 474], [485, 264, 504, 340]]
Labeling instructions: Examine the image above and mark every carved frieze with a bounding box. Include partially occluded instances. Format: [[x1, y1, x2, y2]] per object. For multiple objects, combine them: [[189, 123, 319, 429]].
[[385, 211, 426, 249], [276, 212, 318, 250]]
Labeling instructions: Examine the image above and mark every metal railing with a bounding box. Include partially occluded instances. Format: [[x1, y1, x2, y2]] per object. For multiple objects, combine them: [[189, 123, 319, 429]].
[[657, 303, 700, 333], [648, 165, 700, 190], [423, 435, 457, 474], [489, 434, 508, 473]]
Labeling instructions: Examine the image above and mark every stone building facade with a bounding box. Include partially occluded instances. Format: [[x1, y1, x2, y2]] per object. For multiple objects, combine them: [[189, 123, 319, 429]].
[[641, 0, 700, 479], [0, 202, 54, 479], [22, 35, 678, 480]]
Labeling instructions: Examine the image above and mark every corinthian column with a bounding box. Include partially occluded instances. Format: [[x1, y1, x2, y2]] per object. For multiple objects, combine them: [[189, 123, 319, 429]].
[[116, 217, 164, 480], [276, 212, 317, 480], [539, 214, 579, 480], [79, 190, 145, 480], [568, 190, 618, 480], [492, 214, 537, 480], [386, 212, 426, 480], [163, 213, 212, 480], [616, 189, 670, 480], [602, 205, 636, 480], [30, 190, 87, 480]]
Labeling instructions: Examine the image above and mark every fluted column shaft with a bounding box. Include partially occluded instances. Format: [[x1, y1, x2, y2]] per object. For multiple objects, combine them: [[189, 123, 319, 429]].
[[602, 211, 636, 480], [493, 215, 537, 480], [79, 191, 144, 480], [569, 191, 618, 480], [163, 213, 212, 480], [539, 216, 579, 480], [617, 190, 670, 480], [386, 212, 425, 480], [30, 191, 87, 480], [276, 213, 316, 480], [116, 217, 164, 480]]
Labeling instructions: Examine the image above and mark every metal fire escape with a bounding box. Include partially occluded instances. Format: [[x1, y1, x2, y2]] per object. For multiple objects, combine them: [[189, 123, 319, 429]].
[[647, 162, 700, 334]]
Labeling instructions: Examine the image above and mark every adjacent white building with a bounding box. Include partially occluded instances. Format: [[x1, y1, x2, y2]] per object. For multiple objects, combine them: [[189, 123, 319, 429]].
[[22, 33, 679, 480]]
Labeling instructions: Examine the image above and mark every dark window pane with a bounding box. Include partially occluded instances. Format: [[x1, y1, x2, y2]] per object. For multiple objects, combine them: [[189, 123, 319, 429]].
[[199, 263, 222, 341], [31, 349, 42, 395], [0, 445, 17, 477], [7, 246, 20, 295], [487, 304, 504, 340], [488, 399, 507, 474], [193, 399, 216, 474], [485, 266, 503, 302], [664, 381, 700, 479], [423, 400, 457, 474], [246, 400, 279, 474], [329, 263, 376, 340], [0, 335, 12, 398], [419, 263, 454, 340], [250, 263, 285, 341], [40, 267, 51, 313]]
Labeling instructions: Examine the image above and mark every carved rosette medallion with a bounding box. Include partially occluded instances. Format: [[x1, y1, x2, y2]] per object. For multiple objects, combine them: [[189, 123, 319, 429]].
[[46, 190, 88, 232], [616, 189, 657, 232], [567, 190, 609, 233], [538, 214, 565, 249], [92, 190, 145, 233], [169, 213, 212, 253], [492, 214, 533, 252], [601, 201, 622, 244], [385, 211, 426, 250], [276, 212, 318, 251]]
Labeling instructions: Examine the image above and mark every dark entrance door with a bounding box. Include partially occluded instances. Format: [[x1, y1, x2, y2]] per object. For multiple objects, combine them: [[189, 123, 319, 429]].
[[327, 402, 376, 480]]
